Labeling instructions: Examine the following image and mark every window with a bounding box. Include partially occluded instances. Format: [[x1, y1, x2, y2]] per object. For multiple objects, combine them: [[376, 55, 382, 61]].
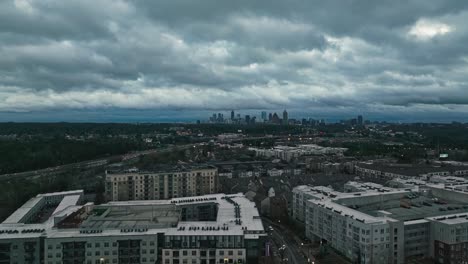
[[183, 251, 188, 256], [104, 242, 109, 247], [95, 243, 100, 248], [228, 251, 233, 256], [238, 251, 243, 255], [165, 251, 170, 256], [219, 250, 224, 255], [192, 251, 197, 256]]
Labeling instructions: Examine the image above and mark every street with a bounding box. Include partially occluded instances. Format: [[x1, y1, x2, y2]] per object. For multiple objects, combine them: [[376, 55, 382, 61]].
[[263, 218, 312, 264]]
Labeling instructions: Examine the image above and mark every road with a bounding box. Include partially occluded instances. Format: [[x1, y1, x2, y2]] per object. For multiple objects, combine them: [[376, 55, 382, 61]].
[[0, 144, 194, 181], [263, 218, 311, 264]]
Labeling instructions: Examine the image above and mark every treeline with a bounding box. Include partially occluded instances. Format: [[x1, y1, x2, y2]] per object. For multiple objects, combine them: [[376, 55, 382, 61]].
[[0, 122, 321, 137], [343, 142, 427, 162], [0, 122, 173, 136], [0, 138, 146, 174]]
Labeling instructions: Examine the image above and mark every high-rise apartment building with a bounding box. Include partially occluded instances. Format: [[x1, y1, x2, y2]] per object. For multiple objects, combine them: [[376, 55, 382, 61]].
[[105, 165, 218, 201]]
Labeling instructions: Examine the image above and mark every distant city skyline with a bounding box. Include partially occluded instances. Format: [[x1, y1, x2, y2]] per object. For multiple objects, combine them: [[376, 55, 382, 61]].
[[0, 108, 467, 124]]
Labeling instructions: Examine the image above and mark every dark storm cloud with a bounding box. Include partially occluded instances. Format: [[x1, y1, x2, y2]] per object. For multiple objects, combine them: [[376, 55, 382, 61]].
[[1, 0, 468, 117]]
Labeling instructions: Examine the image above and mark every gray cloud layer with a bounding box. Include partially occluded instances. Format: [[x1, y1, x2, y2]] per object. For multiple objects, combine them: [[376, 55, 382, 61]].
[[1, 0, 468, 118]]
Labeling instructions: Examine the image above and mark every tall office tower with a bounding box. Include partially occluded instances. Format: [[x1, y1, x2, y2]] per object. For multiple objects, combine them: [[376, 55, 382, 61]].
[[231, 110, 235, 120], [105, 165, 218, 201], [268, 113, 272, 121], [282, 110, 288, 125], [245, 115, 251, 124], [261, 111, 267, 121], [358, 115, 363, 125], [272, 113, 280, 124]]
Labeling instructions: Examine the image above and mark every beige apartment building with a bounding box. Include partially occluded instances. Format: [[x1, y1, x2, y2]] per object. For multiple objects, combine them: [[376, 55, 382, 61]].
[[105, 165, 218, 201]]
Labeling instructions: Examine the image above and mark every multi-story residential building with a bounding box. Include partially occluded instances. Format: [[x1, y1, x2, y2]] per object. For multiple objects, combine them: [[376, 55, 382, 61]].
[[105, 165, 218, 201], [293, 182, 468, 264], [343, 181, 390, 193], [354, 162, 468, 180], [0, 191, 266, 264], [249, 144, 347, 162]]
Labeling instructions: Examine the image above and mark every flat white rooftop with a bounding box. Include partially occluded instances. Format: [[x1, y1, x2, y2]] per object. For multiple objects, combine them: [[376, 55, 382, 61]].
[[1, 191, 265, 240]]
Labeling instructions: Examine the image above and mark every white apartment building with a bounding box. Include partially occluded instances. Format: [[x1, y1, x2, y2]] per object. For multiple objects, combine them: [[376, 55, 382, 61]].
[[249, 144, 347, 162], [0, 191, 266, 264], [293, 182, 468, 264], [355, 162, 468, 180]]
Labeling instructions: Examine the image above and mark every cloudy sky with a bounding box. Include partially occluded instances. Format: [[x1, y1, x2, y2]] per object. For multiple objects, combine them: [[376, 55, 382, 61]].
[[1, 0, 468, 122]]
